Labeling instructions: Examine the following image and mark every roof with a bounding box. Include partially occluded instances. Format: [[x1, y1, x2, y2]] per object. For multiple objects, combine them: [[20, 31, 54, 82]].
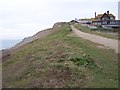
[[96, 13, 115, 18], [96, 14, 103, 18], [92, 20, 103, 22], [109, 14, 115, 17], [80, 18, 92, 20]]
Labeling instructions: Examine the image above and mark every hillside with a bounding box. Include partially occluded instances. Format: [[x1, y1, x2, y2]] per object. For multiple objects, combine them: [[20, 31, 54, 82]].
[[2, 22, 118, 88]]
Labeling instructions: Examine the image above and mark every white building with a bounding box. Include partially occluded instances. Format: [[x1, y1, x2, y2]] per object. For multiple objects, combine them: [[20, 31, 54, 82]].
[[79, 19, 92, 24]]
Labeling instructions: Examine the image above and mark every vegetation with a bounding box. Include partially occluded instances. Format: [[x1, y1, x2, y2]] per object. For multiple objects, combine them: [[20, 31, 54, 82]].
[[74, 24, 119, 39], [69, 55, 97, 68], [3, 22, 118, 88]]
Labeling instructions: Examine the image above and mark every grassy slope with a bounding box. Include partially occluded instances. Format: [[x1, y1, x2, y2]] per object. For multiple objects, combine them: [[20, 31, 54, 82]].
[[74, 24, 119, 40], [3, 23, 118, 88]]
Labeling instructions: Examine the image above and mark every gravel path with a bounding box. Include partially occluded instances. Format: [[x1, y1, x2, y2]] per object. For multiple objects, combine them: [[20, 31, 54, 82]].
[[71, 25, 119, 53]]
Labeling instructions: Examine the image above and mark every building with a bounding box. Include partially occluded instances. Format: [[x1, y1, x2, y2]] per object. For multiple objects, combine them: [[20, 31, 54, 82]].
[[73, 10, 120, 29], [79, 18, 92, 24], [92, 11, 120, 26], [92, 20, 120, 26], [95, 11, 115, 20]]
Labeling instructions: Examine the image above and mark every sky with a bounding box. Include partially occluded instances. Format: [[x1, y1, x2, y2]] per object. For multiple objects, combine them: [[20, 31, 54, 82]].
[[0, 0, 119, 40], [118, 1, 120, 20]]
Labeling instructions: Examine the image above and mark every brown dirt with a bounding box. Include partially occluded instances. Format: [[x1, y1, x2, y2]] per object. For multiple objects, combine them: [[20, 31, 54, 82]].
[[71, 25, 119, 53]]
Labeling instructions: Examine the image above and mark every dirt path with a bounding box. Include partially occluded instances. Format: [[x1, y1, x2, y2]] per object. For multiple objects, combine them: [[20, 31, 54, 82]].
[[71, 25, 119, 53]]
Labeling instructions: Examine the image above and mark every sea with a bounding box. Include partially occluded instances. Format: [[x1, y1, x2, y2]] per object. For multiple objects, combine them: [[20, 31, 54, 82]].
[[0, 39, 22, 50]]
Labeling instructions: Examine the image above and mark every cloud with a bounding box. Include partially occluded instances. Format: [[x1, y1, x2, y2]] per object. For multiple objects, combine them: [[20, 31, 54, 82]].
[[0, 0, 118, 40], [0, 23, 53, 40]]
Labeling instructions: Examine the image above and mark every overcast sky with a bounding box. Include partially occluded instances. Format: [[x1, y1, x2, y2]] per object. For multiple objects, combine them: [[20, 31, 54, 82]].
[[0, 0, 119, 40]]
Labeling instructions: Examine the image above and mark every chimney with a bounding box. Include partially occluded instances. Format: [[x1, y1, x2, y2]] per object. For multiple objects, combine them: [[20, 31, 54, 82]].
[[95, 12, 96, 18], [107, 11, 109, 15]]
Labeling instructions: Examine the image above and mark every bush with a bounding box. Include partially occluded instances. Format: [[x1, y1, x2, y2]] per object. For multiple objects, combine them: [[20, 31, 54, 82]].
[[69, 55, 96, 68]]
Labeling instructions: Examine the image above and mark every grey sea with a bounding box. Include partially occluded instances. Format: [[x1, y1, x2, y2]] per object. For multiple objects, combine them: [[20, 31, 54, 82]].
[[0, 39, 22, 50]]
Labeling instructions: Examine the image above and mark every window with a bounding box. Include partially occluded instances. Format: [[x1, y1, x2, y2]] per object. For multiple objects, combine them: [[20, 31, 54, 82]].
[[110, 17, 113, 20], [97, 18, 101, 20]]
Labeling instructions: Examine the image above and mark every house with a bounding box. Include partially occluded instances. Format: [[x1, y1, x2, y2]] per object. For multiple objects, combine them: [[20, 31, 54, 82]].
[[92, 11, 120, 27], [79, 18, 92, 24], [95, 11, 115, 21], [72, 11, 120, 29]]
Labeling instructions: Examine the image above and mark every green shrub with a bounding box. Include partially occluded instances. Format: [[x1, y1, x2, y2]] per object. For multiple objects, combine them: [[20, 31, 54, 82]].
[[69, 55, 96, 68]]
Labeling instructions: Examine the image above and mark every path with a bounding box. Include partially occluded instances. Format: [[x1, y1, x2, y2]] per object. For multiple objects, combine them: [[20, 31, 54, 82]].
[[71, 25, 119, 53]]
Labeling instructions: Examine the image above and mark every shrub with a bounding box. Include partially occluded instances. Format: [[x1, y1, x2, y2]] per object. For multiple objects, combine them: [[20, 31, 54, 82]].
[[69, 55, 96, 68]]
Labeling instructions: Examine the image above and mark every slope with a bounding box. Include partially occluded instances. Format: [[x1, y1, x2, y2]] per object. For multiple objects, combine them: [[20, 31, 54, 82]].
[[2, 22, 118, 88]]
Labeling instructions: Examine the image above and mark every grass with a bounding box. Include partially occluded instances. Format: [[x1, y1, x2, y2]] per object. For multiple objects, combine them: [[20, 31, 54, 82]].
[[74, 23, 119, 40], [2, 22, 118, 88]]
